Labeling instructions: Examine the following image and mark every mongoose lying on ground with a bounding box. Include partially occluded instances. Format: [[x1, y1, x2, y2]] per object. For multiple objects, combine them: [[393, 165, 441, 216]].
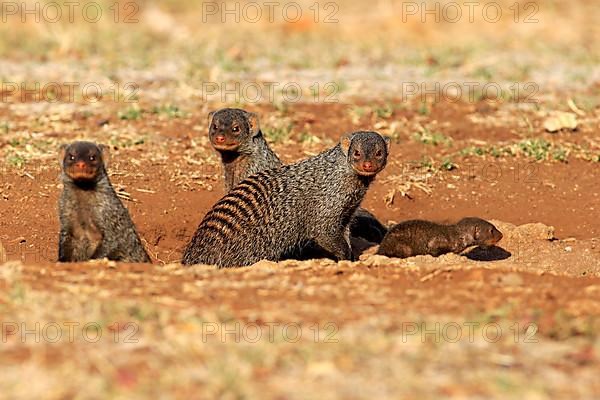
[[183, 131, 390, 268], [58, 141, 151, 263], [208, 108, 388, 243], [377, 217, 503, 258]]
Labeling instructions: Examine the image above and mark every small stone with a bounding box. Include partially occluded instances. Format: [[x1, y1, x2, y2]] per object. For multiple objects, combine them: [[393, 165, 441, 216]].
[[543, 111, 578, 132]]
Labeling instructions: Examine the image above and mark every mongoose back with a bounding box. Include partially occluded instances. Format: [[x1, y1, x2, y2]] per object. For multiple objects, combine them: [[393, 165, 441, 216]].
[[377, 217, 503, 258], [183, 131, 390, 268], [58, 141, 151, 263], [208, 108, 388, 243], [209, 108, 282, 191]]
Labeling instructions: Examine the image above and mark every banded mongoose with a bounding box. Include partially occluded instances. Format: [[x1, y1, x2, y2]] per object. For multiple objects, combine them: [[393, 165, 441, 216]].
[[183, 131, 391, 268], [58, 141, 151, 263], [208, 108, 388, 243], [208, 108, 281, 191], [377, 217, 503, 258]]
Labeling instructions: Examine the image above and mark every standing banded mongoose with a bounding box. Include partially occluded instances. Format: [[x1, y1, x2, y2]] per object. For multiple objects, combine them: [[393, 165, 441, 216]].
[[207, 108, 388, 243], [377, 217, 503, 258], [58, 141, 151, 263], [183, 131, 391, 268]]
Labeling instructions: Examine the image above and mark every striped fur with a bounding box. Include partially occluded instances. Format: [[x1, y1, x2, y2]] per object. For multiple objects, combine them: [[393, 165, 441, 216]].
[[182, 131, 390, 267], [208, 108, 388, 243]]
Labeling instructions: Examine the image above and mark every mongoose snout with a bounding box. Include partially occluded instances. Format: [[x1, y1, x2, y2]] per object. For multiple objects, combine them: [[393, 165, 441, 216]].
[[62, 141, 106, 182], [460, 217, 503, 246], [348, 136, 388, 176], [213, 134, 227, 145], [209, 108, 260, 152]]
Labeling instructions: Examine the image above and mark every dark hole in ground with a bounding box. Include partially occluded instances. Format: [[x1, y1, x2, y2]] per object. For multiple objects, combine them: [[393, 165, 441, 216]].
[[464, 245, 511, 261]]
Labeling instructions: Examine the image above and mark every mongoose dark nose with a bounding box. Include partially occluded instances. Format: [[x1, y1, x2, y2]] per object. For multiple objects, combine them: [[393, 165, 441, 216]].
[[214, 135, 226, 144]]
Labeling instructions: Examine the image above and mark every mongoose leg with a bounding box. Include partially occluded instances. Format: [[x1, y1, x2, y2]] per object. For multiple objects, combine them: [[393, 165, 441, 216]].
[[377, 240, 413, 258], [394, 242, 414, 258], [314, 231, 353, 261], [58, 233, 74, 262], [427, 237, 453, 257], [91, 241, 116, 260]]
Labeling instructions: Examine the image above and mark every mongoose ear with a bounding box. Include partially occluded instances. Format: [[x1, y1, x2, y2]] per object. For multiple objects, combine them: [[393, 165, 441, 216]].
[[58, 144, 68, 169], [98, 144, 110, 170], [207, 111, 216, 126], [383, 135, 391, 153], [246, 112, 260, 137], [340, 133, 353, 155]]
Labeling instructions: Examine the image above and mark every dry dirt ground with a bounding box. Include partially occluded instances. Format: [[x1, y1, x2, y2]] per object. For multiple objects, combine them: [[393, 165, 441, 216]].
[[1, 0, 600, 398], [1, 99, 600, 399]]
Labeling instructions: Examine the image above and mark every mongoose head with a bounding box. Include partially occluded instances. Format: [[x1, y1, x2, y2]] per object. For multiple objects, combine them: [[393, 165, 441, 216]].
[[341, 131, 390, 176], [457, 217, 503, 247], [60, 141, 108, 183], [208, 108, 260, 152]]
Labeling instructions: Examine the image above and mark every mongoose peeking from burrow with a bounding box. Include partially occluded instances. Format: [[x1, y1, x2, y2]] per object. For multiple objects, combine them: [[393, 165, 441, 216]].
[[377, 217, 503, 258], [208, 108, 282, 192], [58, 141, 151, 263], [207, 108, 388, 243], [183, 131, 391, 268]]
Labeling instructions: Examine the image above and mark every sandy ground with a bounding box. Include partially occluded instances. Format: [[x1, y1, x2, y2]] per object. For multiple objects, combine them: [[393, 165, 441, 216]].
[[1, 99, 600, 398], [1, 0, 600, 398]]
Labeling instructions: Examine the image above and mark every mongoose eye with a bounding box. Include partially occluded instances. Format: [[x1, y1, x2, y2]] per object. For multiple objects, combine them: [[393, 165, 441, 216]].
[[375, 150, 383, 158], [212, 123, 218, 130], [353, 150, 361, 158], [232, 126, 240, 133], [89, 155, 96, 161], [69, 155, 75, 161]]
